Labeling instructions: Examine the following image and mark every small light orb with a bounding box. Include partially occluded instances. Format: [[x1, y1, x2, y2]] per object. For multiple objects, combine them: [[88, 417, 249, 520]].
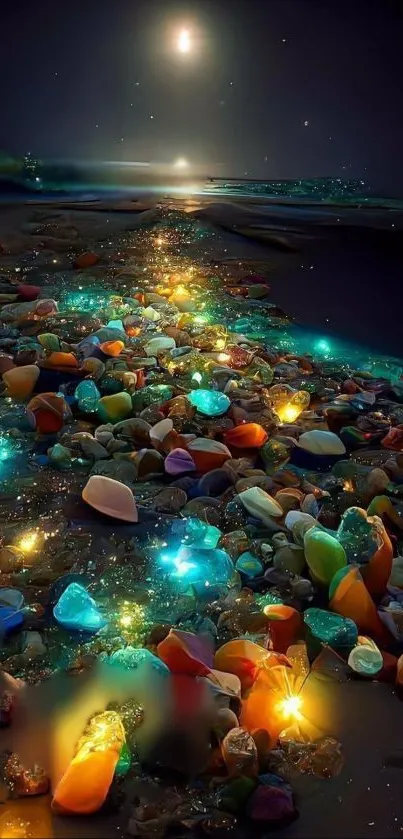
[[277, 694, 303, 720], [177, 29, 191, 53], [173, 157, 189, 170], [18, 531, 39, 553]]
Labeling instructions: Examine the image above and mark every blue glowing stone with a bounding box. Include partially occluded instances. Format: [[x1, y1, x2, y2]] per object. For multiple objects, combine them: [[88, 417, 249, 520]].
[[106, 319, 125, 332], [0, 606, 24, 633], [235, 551, 263, 579], [160, 546, 234, 589], [75, 379, 101, 413], [53, 582, 106, 633], [185, 518, 221, 549], [187, 389, 230, 417]]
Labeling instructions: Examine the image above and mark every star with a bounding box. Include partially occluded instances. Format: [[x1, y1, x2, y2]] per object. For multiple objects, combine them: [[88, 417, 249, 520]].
[[303, 120, 309, 127], [150, 115, 154, 119]]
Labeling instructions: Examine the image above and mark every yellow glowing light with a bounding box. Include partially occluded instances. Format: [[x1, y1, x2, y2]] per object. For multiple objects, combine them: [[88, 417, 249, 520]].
[[173, 157, 189, 169], [215, 338, 226, 350], [343, 479, 355, 492], [217, 353, 231, 363], [0, 815, 29, 839], [18, 531, 39, 553], [118, 602, 145, 636], [155, 236, 165, 247], [277, 694, 303, 720], [277, 404, 302, 423], [177, 29, 191, 53], [120, 615, 133, 628]]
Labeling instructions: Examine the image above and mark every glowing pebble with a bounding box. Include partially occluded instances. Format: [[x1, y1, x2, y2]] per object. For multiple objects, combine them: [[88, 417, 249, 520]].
[[187, 389, 230, 417], [53, 583, 106, 633]]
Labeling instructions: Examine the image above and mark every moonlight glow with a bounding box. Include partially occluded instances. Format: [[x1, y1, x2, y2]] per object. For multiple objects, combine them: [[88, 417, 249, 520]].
[[173, 157, 189, 170], [177, 29, 191, 53]]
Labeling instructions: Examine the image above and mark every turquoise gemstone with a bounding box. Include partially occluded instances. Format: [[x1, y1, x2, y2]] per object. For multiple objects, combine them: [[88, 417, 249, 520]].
[[53, 583, 106, 633], [187, 389, 230, 416], [235, 551, 263, 578], [75, 380, 101, 413], [106, 319, 125, 332], [185, 518, 221, 549], [337, 507, 378, 564], [304, 607, 357, 647], [159, 546, 234, 590]]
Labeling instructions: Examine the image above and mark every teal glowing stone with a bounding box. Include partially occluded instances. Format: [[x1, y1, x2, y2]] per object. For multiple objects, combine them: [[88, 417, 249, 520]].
[[75, 380, 101, 413], [106, 319, 125, 332], [235, 551, 264, 579], [53, 583, 106, 633], [187, 389, 230, 417], [337, 507, 378, 564], [304, 607, 358, 648], [115, 742, 132, 777], [160, 546, 234, 590], [185, 518, 221, 549]]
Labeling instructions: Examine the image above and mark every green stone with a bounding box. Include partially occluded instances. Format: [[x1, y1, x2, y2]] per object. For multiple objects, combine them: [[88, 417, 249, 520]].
[[115, 741, 131, 777], [217, 777, 257, 814]]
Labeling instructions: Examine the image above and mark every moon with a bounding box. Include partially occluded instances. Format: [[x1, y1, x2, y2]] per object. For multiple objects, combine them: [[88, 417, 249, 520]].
[[173, 157, 189, 170], [177, 29, 191, 53]]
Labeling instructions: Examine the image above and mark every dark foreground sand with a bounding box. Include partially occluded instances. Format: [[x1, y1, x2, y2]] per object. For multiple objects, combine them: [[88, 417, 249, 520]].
[[3, 657, 403, 839]]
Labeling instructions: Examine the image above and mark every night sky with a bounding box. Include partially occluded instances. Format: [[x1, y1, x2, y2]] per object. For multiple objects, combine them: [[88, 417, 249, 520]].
[[2, 0, 403, 192]]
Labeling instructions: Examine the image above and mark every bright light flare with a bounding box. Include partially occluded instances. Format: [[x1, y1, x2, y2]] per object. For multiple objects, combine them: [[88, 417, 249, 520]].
[[173, 157, 189, 170], [277, 404, 302, 424], [277, 694, 303, 721], [177, 29, 191, 53], [18, 531, 39, 553]]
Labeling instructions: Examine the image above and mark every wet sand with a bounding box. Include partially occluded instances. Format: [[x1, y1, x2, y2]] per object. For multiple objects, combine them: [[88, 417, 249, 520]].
[[1, 194, 402, 356]]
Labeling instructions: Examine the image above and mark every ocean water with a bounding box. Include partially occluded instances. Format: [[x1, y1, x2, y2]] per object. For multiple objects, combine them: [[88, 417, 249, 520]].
[[201, 177, 403, 208], [2, 162, 403, 208]]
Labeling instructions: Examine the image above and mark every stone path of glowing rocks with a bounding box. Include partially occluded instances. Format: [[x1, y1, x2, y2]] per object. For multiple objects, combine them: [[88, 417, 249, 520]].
[[0, 208, 403, 834]]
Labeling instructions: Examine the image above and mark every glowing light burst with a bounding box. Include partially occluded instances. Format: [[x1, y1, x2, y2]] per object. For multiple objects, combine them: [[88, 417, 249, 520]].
[[18, 531, 39, 553], [314, 339, 331, 356], [160, 551, 196, 578], [0, 436, 13, 463], [173, 157, 189, 170], [277, 694, 303, 721], [118, 601, 146, 636], [278, 404, 302, 423], [177, 29, 191, 53]]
